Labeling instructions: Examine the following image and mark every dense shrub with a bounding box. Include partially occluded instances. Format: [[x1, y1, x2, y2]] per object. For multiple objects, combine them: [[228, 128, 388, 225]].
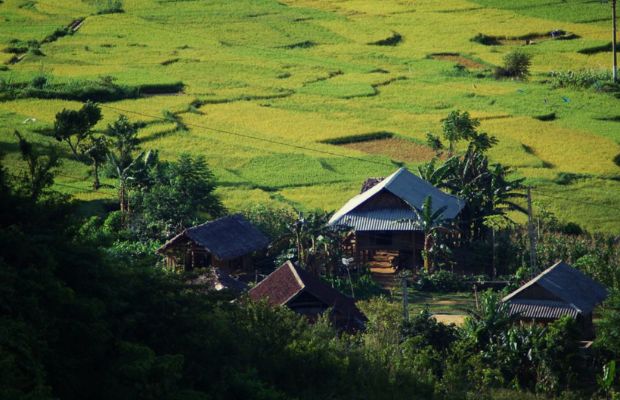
[[0, 79, 183, 102], [414, 270, 486, 292], [97, 0, 124, 14], [494, 50, 531, 80], [549, 69, 615, 90]]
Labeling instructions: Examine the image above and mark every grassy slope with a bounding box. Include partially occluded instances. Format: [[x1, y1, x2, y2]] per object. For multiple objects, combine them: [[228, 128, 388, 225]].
[[1, 0, 619, 232]]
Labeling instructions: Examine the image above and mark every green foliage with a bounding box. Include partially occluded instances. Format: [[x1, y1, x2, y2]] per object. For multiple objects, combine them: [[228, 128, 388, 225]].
[[97, 0, 124, 14], [131, 153, 225, 239], [549, 70, 614, 90], [53, 101, 102, 159], [273, 210, 347, 275], [242, 204, 296, 240], [13, 130, 60, 200], [0, 79, 183, 102], [325, 272, 385, 300], [597, 290, 620, 359], [441, 110, 481, 155], [415, 270, 478, 292], [495, 50, 532, 80]]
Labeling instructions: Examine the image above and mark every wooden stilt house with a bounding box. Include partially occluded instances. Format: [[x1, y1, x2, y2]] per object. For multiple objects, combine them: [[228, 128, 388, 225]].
[[157, 214, 269, 272], [328, 167, 464, 270]]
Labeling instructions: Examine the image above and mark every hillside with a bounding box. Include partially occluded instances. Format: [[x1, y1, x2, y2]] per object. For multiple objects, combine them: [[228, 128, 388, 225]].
[[1, 0, 619, 232]]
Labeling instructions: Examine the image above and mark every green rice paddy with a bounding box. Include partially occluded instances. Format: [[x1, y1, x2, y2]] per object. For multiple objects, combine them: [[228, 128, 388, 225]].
[[1, 0, 619, 232]]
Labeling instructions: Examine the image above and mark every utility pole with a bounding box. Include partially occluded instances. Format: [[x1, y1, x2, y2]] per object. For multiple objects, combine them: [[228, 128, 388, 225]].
[[527, 187, 538, 275], [613, 0, 618, 82], [401, 273, 409, 322]]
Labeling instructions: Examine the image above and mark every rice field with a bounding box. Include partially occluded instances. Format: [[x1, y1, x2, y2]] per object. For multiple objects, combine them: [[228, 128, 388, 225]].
[[1, 0, 619, 232]]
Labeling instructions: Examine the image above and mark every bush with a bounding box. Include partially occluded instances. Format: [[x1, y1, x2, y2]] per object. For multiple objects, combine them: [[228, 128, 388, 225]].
[[495, 50, 531, 80], [31, 75, 47, 89], [97, 0, 124, 14], [325, 273, 385, 300], [0, 79, 184, 102], [549, 69, 614, 90], [415, 270, 474, 292]]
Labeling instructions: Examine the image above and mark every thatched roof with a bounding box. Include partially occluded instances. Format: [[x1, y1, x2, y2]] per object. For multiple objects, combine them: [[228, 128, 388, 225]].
[[158, 214, 269, 261], [248, 261, 366, 328], [503, 261, 608, 319], [329, 167, 464, 231]]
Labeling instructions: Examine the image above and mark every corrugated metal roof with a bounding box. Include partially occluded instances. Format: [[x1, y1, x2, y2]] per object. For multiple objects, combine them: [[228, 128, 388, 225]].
[[503, 261, 608, 314], [508, 300, 580, 320], [328, 167, 464, 227], [331, 208, 423, 231]]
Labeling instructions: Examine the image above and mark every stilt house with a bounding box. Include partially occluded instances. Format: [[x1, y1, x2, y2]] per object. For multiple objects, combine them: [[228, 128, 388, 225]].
[[248, 261, 366, 331], [328, 167, 464, 269], [157, 214, 269, 272], [502, 261, 608, 339]]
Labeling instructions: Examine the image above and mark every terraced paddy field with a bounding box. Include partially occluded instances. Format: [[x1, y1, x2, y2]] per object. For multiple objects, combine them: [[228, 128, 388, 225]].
[[1, 0, 619, 232]]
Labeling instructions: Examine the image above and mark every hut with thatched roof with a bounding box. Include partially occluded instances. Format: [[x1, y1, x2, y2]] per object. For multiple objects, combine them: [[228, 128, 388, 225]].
[[157, 214, 269, 272]]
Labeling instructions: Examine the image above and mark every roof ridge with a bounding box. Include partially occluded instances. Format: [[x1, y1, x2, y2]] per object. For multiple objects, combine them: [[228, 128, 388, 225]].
[[287, 261, 306, 289]]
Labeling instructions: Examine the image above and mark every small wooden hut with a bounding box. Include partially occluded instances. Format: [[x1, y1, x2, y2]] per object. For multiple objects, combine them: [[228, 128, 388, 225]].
[[502, 261, 608, 339], [328, 167, 464, 270], [157, 214, 269, 272], [248, 261, 366, 331]]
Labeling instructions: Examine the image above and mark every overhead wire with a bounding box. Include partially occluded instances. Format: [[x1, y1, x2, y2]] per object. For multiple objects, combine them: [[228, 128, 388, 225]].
[[8, 2, 619, 216]]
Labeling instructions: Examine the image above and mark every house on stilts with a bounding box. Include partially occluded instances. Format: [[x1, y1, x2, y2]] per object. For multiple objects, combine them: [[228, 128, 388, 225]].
[[157, 214, 269, 273], [328, 167, 464, 271]]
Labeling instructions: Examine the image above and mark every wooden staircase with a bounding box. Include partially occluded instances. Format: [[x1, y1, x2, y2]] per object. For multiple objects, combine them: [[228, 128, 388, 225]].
[[368, 250, 400, 289]]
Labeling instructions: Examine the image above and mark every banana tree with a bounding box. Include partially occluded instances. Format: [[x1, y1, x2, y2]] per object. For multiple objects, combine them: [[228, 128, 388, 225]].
[[419, 196, 450, 272], [108, 149, 158, 216]]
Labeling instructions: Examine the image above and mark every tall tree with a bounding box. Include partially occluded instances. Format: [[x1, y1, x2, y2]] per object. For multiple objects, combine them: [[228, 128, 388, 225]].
[[441, 110, 480, 156], [134, 154, 224, 238], [106, 114, 139, 170], [81, 135, 108, 189], [105, 114, 145, 216], [53, 101, 102, 159], [14, 130, 60, 200]]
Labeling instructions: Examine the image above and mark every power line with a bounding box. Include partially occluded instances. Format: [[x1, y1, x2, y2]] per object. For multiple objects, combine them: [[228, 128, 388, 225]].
[[531, 189, 620, 213], [97, 103, 394, 167]]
